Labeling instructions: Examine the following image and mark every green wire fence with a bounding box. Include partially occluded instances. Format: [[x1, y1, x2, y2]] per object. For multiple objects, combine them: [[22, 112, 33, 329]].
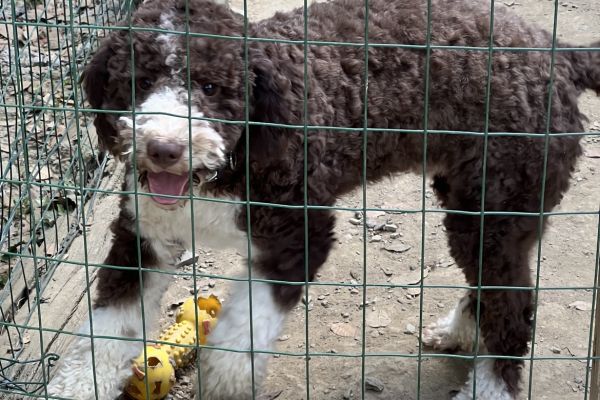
[[0, 0, 599, 399]]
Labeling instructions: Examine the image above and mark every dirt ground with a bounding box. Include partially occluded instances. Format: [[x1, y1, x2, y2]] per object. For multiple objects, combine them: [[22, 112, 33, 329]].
[[154, 1, 600, 399]]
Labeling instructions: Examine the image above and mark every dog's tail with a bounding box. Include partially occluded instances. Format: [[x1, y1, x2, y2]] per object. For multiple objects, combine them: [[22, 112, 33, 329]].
[[563, 40, 600, 95]]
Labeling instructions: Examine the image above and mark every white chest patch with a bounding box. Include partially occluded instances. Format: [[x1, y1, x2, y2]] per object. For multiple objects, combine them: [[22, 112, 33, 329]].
[[127, 187, 249, 263]]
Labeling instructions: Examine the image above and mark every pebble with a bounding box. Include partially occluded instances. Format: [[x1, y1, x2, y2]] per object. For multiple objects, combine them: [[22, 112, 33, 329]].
[[365, 376, 385, 392], [208, 279, 216, 288], [383, 224, 398, 232], [550, 345, 561, 354], [370, 235, 382, 243], [278, 334, 290, 342], [390, 232, 402, 239], [350, 288, 360, 295], [317, 294, 325, 300], [321, 300, 330, 308], [343, 388, 354, 399], [404, 323, 417, 334], [342, 312, 350, 318], [349, 218, 362, 225]]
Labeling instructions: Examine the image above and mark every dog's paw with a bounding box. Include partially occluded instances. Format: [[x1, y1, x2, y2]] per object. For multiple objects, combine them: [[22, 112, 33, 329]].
[[421, 321, 460, 351], [451, 360, 515, 400], [47, 336, 141, 400], [199, 348, 266, 400]]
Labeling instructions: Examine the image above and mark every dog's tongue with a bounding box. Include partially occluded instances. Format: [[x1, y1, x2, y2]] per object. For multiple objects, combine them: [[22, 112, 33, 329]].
[[147, 171, 189, 205]]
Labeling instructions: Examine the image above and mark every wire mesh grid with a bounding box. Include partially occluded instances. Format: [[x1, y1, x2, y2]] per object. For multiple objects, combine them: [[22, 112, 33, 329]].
[[0, 0, 129, 396], [0, 0, 598, 399]]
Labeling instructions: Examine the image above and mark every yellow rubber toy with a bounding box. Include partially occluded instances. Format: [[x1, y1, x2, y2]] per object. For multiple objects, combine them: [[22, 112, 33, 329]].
[[125, 295, 222, 400], [125, 345, 175, 400]]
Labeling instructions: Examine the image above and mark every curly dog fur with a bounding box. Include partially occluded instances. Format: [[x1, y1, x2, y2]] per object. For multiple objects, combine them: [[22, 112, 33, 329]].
[[47, 0, 599, 398]]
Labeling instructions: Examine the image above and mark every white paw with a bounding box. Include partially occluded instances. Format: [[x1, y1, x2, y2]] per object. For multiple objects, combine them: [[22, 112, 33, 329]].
[[47, 336, 140, 400], [196, 277, 286, 399], [421, 320, 460, 351], [422, 296, 477, 353], [199, 348, 267, 400], [452, 359, 515, 400]]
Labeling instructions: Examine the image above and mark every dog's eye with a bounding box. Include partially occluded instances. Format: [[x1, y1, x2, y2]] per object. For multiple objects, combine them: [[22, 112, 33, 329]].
[[202, 83, 217, 96], [137, 78, 153, 91]]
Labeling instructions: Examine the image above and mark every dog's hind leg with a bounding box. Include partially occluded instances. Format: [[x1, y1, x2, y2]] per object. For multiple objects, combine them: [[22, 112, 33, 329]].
[[47, 212, 175, 400], [444, 211, 537, 400]]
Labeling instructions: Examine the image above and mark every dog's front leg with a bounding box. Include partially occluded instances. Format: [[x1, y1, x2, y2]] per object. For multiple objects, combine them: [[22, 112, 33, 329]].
[[198, 274, 287, 400], [198, 207, 335, 400], [47, 215, 174, 400]]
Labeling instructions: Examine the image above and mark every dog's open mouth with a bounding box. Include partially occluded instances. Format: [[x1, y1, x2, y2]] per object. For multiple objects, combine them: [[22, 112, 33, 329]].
[[147, 171, 190, 205]]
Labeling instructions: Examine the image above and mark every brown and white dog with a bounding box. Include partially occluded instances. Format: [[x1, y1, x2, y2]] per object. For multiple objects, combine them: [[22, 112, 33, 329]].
[[47, 0, 599, 398]]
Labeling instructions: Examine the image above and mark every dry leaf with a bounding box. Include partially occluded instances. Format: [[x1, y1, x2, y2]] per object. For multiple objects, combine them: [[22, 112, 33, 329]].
[[366, 310, 391, 328], [568, 301, 592, 311], [383, 243, 412, 253], [330, 322, 357, 337], [391, 266, 430, 286]]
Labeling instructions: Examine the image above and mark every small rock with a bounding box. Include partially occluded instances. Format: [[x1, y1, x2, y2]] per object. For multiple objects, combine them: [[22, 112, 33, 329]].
[[342, 312, 350, 318], [381, 267, 393, 277], [343, 388, 354, 399], [550, 345, 561, 354], [390, 232, 402, 239], [350, 288, 360, 295], [317, 294, 325, 300], [278, 334, 290, 342], [404, 323, 416, 334], [321, 300, 330, 308], [436, 260, 455, 268], [365, 376, 385, 392], [383, 224, 398, 232], [370, 235, 383, 243], [349, 218, 362, 225], [208, 279, 216, 288], [167, 311, 174, 317]]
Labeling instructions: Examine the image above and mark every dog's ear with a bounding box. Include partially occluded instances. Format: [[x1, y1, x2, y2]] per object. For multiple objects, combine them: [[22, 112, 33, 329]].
[[249, 55, 300, 163], [80, 42, 121, 156]]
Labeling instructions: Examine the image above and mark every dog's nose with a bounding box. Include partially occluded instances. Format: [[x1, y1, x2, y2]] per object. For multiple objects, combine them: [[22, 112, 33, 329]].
[[146, 139, 185, 168]]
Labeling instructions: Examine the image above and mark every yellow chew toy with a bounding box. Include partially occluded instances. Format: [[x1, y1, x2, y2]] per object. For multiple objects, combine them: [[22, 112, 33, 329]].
[[125, 295, 222, 400]]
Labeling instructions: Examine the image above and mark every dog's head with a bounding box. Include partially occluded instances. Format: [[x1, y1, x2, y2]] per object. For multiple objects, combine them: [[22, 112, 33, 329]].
[[82, 0, 250, 207]]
